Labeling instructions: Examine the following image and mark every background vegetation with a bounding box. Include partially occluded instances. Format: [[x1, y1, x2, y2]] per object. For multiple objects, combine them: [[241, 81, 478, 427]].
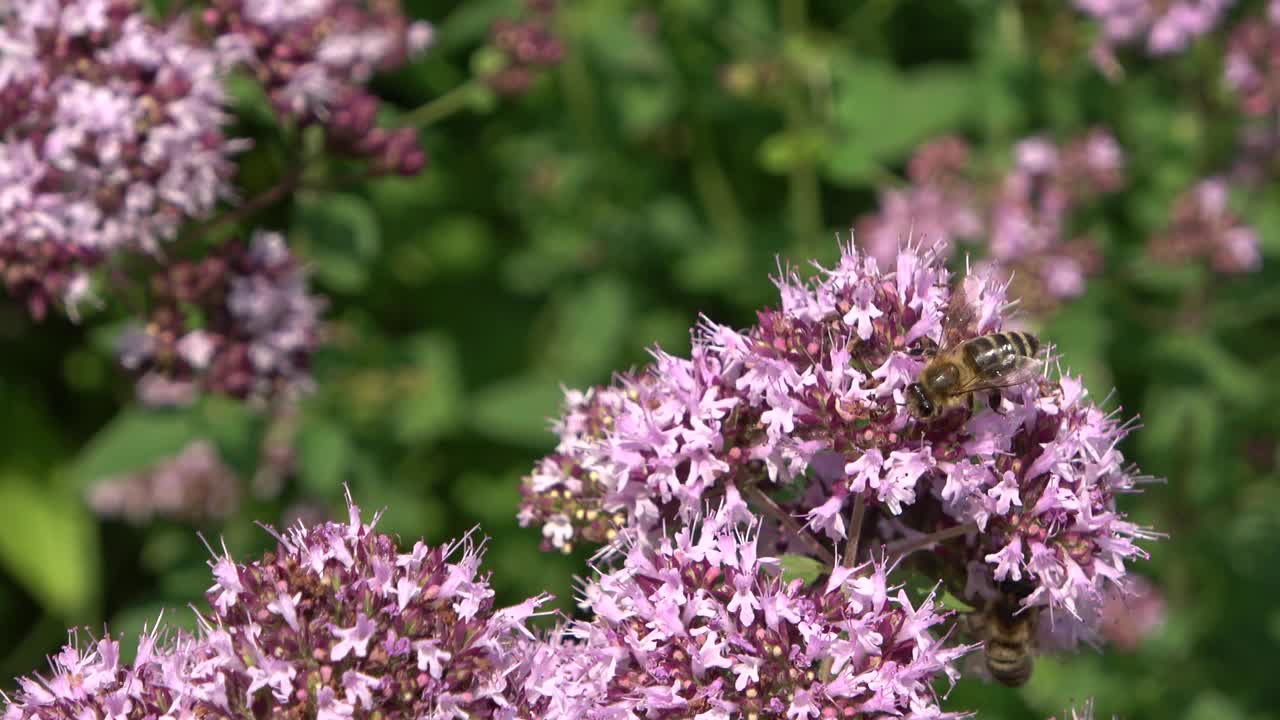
[[2, 1, 1278, 718]]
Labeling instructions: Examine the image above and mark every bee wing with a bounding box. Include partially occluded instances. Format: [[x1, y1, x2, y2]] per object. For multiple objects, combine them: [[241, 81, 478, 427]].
[[954, 356, 1044, 394], [940, 283, 977, 350]]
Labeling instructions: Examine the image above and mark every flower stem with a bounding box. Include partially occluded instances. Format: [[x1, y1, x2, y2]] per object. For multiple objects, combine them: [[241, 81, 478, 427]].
[[844, 494, 866, 566], [883, 521, 978, 559], [743, 484, 835, 566], [402, 81, 480, 127]]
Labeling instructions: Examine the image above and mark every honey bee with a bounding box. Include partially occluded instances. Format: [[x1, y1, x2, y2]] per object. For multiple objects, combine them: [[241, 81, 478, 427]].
[[963, 581, 1040, 687], [905, 288, 1043, 420]]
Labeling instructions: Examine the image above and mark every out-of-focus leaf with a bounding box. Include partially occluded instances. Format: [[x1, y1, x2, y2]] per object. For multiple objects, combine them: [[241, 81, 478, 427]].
[[825, 60, 977, 186], [69, 409, 199, 488], [296, 417, 353, 494], [757, 129, 828, 174], [674, 242, 749, 294], [1041, 288, 1113, 401], [0, 476, 99, 618], [469, 374, 564, 448], [394, 334, 464, 444], [196, 396, 261, 476], [1153, 335, 1263, 411], [541, 277, 631, 383], [295, 192, 382, 293], [779, 554, 826, 585]]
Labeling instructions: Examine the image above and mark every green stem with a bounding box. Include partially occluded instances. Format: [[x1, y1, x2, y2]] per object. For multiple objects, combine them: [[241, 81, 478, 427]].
[[844, 494, 866, 566], [883, 521, 978, 559], [692, 140, 749, 246], [402, 81, 480, 128], [743, 484, 835, 566], [780, 0, 824, 258]]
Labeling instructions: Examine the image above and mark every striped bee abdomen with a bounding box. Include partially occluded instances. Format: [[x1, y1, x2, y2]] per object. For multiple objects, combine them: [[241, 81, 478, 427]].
[[962, 331, 1040, 375]]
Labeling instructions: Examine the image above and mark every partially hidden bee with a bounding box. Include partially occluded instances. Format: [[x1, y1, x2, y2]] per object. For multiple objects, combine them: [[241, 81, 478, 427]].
[[905, 288, 1043, 420], [962, 582, 1040, 687]]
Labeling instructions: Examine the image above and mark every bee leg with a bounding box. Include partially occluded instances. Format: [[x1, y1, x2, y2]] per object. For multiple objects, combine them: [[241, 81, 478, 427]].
[[910, 337, 938, 358], [987, 390, 1006, 415]]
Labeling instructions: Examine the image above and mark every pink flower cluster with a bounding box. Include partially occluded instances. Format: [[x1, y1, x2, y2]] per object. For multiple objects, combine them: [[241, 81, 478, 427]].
[[856, 132, 1123, 313], [1073, 0, 1234, 55], [87, 440, 241, 525], [1147, 178, 1261, 273], [203, 0, 433, 175], [545, 513, 970, 719], [0, 0, 238, 319], [486, 1, 564, 96], [3, 495, 549, 720], [521, 244, 1155, 649], [1226, 7, 1280, 116], [117, 231, 324, 404]]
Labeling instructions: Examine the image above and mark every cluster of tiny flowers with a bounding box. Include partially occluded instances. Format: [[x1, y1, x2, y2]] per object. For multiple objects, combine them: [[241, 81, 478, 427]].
[[1072, 0, 1233, 55], [1098, 574, 1166, 650], [516, 512, 969, 720], [199, 494, 549, 719], [117, 231, 324, 404], [854, 137, 981, 273], [87, 440, 241, 525], [1225, 7, 1280, 116], [2, 495, 550, 719], [1147, 178, 1261, 273], [521, 243, 1155, 647], [486, 1, 564, 96], [202, 0, 433, 175], [856, 131, 1122, 313], [0, 0, 238, 319], [0, 625, 228, 720]]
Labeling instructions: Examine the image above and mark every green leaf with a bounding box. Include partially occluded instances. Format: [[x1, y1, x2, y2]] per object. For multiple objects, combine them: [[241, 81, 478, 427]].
[[69, 409, 199, 488], [296, 417, 353, 494], [825, 60, 977, 186], [0, 476, 99, 618], [295, 192, 382, 293], [542, 277, 631, 383], [393, 334, 464, 445], [1152, 335, 1263, 411], [1041, 288, 1113, 402], [779, 554, 826, 585], [757, 129, 829, 174], [468, 375, 564, 448], [940, 589, 976, 613]]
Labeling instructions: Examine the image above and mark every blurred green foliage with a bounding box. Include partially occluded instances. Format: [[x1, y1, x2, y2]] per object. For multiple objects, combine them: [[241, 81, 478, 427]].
[[2, 0, 1279, 718]]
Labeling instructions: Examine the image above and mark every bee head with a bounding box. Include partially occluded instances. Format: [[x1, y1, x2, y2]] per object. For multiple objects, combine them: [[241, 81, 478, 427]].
[[905, 383, 935, 419]]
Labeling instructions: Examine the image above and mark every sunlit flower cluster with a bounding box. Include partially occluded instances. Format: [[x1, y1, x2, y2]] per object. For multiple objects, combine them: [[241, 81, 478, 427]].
[[3, 494, 550, 720], [521, 243, 1156, 646], [203, 0, 433, 174], [0, 0, 238, 319], [555, 512, 971, 719]]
